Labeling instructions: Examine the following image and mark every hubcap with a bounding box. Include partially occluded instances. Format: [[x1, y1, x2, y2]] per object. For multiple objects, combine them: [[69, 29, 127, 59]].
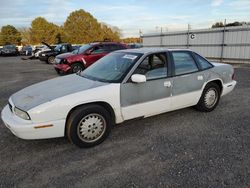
[[77, 113, 106, 143], [48, 57, 55, 63], [72, 65, 82, 73], [204, 88, 218, 108]]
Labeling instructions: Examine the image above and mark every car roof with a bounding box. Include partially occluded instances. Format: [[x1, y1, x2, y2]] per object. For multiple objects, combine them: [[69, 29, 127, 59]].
[[118, 47, 192, 55], [89, 42, 124, 46]]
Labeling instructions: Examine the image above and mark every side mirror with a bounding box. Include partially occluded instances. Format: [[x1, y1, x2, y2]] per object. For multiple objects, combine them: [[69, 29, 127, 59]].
[[85, 50, 91, 55], [131, 74, 146, 83]]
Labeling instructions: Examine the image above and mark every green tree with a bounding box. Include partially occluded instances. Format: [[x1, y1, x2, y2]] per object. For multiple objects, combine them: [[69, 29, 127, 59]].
[[0, 25, 21, 45], [212, 22, 224, 28], [121, 37, 141, 43], [212, 21, 250, 28], [30, 17, 60, 44], [100, 23, 121, 42], [63, 9, 105, 43]]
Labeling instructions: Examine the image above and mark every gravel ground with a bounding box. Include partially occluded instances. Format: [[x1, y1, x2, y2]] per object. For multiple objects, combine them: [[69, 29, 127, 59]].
[[0, 56, 249, 188]]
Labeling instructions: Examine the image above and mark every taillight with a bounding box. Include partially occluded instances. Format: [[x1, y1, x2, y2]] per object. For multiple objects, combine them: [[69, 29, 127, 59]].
[[232, 69, 236, 80]]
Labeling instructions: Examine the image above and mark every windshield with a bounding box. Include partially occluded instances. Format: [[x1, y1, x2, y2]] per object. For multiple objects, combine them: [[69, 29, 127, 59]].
[[81, 52, 142, 83], [72, 44, 92, 54]]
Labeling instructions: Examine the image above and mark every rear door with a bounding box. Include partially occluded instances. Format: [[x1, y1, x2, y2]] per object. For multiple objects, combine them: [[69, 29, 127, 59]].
[[121, 52, 172, 120], [170, 51, 205, 110]]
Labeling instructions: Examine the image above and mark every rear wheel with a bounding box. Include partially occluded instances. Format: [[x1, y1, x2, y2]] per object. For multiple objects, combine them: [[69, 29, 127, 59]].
[[66, 105, 112, 148], [71, 63, 84, 73], [195, 82, 221, 112], [47, 56, 55, 64]]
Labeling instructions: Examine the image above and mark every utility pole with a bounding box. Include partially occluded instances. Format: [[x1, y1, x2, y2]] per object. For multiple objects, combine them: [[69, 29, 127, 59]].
[[139, 29, 143, 44], [221, 19, 226, 63], [187, 24, 191, 49], [160, 27, 163, 46]]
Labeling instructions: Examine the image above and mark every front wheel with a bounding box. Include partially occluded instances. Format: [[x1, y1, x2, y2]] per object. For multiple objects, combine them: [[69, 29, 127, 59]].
[[195, 82, 221, 112], [71, 63, 84, 73], [66, 105, 112, 148], [47, 56, 55, 64]]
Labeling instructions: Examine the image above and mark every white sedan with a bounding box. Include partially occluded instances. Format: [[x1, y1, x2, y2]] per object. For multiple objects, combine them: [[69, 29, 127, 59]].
[[1, 48, 236, 147]]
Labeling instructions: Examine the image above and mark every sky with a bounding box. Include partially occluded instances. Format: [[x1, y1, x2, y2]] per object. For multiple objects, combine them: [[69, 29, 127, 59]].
[[0, 0, 250, 38]]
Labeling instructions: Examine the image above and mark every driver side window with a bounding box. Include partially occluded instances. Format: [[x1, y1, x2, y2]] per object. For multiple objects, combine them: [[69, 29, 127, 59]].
[[133, 53, 168, 80]]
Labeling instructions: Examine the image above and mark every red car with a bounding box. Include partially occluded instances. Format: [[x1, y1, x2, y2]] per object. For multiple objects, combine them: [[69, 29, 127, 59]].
[[54, 42, 128, 74]]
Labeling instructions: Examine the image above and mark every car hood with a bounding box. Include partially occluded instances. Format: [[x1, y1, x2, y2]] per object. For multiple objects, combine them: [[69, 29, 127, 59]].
[[11, 74, 108, 111], [42, 42, 53, 50], [56, 52, 73, 59]]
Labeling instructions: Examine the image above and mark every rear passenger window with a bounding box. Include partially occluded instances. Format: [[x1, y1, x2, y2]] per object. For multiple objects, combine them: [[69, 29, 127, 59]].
[[172, 52, 198, 75], [194, 53, 213, 70]]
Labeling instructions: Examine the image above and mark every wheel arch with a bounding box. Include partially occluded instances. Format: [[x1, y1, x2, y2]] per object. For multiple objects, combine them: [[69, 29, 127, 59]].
[[71, 61, 85, 67], [70, 61, 85, 73], [65, 101, 116, 136], [204, 79, 223, 94]]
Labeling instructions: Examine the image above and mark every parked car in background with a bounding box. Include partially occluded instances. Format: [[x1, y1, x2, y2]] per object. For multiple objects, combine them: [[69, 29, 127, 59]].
[[1, 48, 236, 147], [128, 43, 142, 49], [34, 43, 57, 59], [0, 47, 3, 55], [1, 45, 19, 56], [20, 46, 33, 56], [39, 43, 73, 64], [54, 42, 128, 74]]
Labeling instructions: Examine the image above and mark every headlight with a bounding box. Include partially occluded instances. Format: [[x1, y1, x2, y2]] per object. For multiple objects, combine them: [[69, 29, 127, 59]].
[[42, 54, 46, 56], [62, 59, 68, 64], [55, 58, 61, 64], [14, 107, 30, 120]]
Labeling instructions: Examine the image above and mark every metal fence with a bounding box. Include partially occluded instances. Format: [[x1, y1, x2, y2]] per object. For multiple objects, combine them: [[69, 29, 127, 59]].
[[142, 25, 250, 63]]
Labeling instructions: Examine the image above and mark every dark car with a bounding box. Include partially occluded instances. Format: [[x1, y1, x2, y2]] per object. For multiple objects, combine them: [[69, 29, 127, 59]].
[[33, 44, 56, 59], [20, 46, 33, 56], [1, 45, 18, 56], [128, 43, 143, 49], [39, 43, 73, 64], [54, 42, 128, 74]]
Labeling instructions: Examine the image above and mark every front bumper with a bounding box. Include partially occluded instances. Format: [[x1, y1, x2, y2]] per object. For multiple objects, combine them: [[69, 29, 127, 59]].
[[1, 105, 65, 140], [2, 51, 16, 55], [221, 80, 237, 96], [54, 63, 71, 73]]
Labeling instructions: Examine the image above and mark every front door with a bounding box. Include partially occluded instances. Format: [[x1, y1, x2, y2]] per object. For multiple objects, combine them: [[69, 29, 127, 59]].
[[120, 52, 172, 120], [86, 45, 108, 65]]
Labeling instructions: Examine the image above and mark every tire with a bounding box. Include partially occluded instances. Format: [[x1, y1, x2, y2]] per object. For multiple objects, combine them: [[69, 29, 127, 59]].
[[195, 82, 221, 112], [66, 105, 112, 148], [71, 63, 84, 73], [47, 56, 55, 64]]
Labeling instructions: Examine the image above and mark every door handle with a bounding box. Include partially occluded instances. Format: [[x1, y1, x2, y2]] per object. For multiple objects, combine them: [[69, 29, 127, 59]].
[[164, 81, 171, 87]]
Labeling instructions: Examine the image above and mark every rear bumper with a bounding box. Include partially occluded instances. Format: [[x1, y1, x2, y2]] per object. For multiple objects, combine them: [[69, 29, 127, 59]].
[[1, 105, 65, 140], [54, 63, 71, 73], [221, 80, 237, 96]]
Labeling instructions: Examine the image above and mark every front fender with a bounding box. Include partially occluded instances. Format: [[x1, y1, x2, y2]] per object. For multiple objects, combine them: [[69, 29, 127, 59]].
[[28, 84, 123, 124]]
